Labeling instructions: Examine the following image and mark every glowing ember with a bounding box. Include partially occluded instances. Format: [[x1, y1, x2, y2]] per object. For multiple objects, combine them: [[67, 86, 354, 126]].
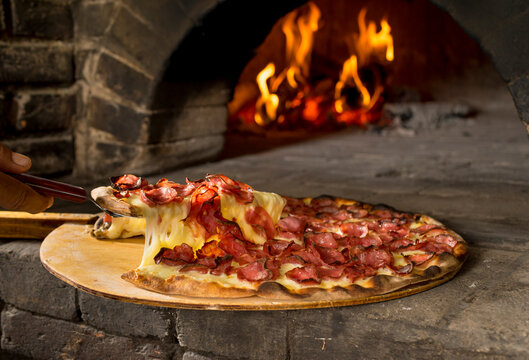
[[231, 5, 395, 131]]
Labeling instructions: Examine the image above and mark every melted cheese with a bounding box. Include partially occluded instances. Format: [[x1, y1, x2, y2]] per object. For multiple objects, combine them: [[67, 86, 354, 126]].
[[126, 189, 286, 268], [99, 217, 145, 239], [133, 197, 198, 267], [219, 190, 286, 245], [392, 253, 408, 267]]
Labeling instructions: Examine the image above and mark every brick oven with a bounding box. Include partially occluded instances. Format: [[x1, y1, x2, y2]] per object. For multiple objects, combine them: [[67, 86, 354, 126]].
[[0, 0, 527, 179], [1, 1, 529, 359]]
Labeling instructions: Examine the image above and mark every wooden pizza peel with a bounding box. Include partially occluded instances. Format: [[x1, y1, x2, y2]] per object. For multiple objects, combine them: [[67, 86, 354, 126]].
[[39, 222, 460, 310]]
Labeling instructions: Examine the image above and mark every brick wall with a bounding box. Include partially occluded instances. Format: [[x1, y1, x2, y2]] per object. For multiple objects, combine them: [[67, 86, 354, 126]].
[[0, 0, 76, 176]]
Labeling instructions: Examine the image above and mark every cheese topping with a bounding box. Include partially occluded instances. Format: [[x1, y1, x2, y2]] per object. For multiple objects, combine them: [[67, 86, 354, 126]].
[[128, 189, 286, 267], [219, 190, 286, 245]]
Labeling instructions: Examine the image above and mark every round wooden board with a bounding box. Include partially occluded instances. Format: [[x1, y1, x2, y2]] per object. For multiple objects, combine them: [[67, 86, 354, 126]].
[[41, 223, 460, 311]]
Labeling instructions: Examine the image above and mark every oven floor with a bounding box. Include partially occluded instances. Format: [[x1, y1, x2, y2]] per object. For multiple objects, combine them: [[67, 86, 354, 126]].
[[48, 80, 529, 357]]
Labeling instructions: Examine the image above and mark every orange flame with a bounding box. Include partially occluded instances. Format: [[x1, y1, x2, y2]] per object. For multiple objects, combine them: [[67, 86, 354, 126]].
[[254, 63, 279, 125], [335, 55, 370, 113], [274, 2, 321, 91], [255, 3, 321, 126], [355, 8, 394, 66], [335, 8, 394, 114]]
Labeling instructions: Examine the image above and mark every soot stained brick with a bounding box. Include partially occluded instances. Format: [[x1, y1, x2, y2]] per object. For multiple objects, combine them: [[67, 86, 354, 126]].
[[177, 310, 288, 360], [95, 52, 154, 106], [10, 0, 73, 40], [1, 307, 178, 360], [0, 43, 73, 83], [10, 88, 76, 133], [86, 95, 147, 143], [79, 292, 175, 341], [0, 241, 77, 321]]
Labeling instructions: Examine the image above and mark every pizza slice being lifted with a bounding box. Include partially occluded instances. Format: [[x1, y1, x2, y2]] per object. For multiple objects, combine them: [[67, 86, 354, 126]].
[[91, 174, 468, 300]]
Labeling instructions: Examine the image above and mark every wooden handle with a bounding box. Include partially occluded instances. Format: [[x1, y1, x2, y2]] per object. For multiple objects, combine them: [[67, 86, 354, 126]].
[[0, 211, 98, 239]]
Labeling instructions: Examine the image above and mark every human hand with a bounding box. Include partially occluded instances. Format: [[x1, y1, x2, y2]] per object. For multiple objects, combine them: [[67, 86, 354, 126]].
[[0, 143, 54, 213]]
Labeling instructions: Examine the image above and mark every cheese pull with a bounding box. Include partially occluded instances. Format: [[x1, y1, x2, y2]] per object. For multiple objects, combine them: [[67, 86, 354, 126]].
[[91, 176, 287, 269]]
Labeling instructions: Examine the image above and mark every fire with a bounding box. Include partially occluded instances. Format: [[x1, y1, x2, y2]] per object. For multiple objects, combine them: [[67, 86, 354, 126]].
[[254, 63, 279, 126], [277, 2, 321, 90], [335, 55, 371, 113], [234, 5, 395, 130], [334, 8, 394, 118], [254, 2, 320, 124], [355, 8, 394, 66]]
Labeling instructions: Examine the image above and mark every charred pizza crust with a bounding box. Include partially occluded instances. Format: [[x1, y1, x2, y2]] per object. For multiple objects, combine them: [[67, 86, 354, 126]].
[[112, 194, 468, 300]]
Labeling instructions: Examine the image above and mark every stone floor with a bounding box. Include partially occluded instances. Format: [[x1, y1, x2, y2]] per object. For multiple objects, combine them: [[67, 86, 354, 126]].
[[5, 78, 529, 359]]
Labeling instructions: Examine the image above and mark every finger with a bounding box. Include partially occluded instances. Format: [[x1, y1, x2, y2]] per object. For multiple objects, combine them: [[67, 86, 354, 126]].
[[0, 172, 54, 213], [0, 143, 32, 174]]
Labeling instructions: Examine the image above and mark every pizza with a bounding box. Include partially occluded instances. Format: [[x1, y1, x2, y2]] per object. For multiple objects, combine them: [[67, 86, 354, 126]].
[[91, 174, 468, 300]]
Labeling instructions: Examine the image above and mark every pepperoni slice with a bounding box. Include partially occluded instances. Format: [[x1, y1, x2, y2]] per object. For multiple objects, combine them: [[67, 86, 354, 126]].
[[265, 258, 281, 280], [277, 216, 306, 233], [306, 232, 338, 248], [157, 178, 198, 197], [237, 262, 270, 282], [264, 239, 292, 256], [292, 247, 326, 266], [275, 231, 302, 242], [209, 257, 233, 276], [245, 206, 276, 240], [218, 234, 249, 258], [195, 257, 217, 268], [329, 210, 352, 221], [110, 174, 147, 191], [141, 186, 178, 205], [311, 197, 335, 208], [171, 244, 195, 262], [431, 234, 457, 248], [341, 222, 368, 238], [285, 265, 320, 284], [317, 265, 345, 279], [350, 235, 383, 248], [389, 238, 413, 251], [154, 244, 194, 265], [358, 248, 393, 269], [206, 174, 254, 204], [316, 247, 346, 265]]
